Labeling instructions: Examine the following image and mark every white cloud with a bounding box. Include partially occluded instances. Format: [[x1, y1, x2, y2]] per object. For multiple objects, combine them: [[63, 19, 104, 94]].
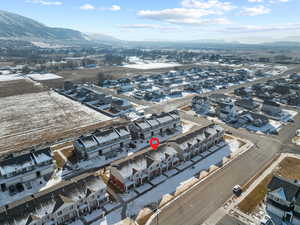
[[241, 5, 270, 16], [110, 5, 121, 11], [181, 0, 236, 11], [248, 0, 264, 2], [79, 4, 121, 12], [80, 4, 95, 10], [138, 8, 232, 25], [137, 0, 235, 26], [27, 0, 63, 5]]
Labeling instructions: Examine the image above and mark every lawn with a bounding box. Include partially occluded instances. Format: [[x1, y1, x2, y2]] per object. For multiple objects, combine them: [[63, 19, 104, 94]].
[[238, 157, 300, 214]]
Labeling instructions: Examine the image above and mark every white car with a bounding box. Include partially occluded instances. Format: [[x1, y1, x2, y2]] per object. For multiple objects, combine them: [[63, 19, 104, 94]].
[[232, 185, 242, 196]]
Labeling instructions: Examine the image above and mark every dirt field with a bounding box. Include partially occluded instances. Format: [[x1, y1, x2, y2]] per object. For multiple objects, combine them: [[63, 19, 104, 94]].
[[238, 157, 300, 214], [0, 91, 113, 155], [58, 64, 196, 83], [0, 77, 45, 97]]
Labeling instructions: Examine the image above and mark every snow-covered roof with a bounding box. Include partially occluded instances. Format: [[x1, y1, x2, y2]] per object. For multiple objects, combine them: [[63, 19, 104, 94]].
[[118, 157, 147, 179], [93, 128, 120, 145], [156, 114, 174, 124], [146, 118, 160, 128], [78, 135, 98, 149], [115, 127, 130, 137], [27, 73, 63, 81], [135, 120, 151, 130], [0, 153, 35, 176]]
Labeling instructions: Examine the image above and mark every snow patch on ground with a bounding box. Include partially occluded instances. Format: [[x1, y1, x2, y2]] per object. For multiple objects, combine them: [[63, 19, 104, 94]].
[[0, 74, 24, 81]]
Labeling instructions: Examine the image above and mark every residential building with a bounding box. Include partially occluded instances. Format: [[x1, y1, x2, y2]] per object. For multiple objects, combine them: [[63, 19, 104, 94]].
[[266, 175, 300, 224], [128, 110, 182, 141], [172, 124, 224, 160], [74, 126, 131, 160], [109, 124, 224, 193], [0, 173, 109, 225], [0, 147, 55, 195]]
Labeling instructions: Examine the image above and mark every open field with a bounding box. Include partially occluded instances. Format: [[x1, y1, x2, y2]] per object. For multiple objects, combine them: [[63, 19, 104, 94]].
[[0, 91, 112, 155], [238, 157, 300, 214], [0, 76, 45, 97], [57, 64, 196, 83]]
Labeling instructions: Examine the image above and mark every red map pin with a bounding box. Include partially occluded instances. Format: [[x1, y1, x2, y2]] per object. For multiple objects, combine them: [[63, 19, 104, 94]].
[[150, 137, 160, 151]]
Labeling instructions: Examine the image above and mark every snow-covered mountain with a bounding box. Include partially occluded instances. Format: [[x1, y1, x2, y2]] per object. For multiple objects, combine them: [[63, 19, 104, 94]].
[[0, 10, 89, 43]]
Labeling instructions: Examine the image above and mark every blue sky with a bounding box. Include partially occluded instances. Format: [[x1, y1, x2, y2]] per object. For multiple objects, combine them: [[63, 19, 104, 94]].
[[2, 0, 300, 43]]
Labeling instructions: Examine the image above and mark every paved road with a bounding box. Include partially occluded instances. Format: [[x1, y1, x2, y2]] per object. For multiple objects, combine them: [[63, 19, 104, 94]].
[[149, 136, 280, 225]]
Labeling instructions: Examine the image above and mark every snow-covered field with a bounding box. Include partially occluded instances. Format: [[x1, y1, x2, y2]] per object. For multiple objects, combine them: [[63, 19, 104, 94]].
[[123, 62, 182, 70], [0, 74, 24, 81], [26, 73, 63, 81], [0, 91, 111, 154], [123, 57, 181, 70]]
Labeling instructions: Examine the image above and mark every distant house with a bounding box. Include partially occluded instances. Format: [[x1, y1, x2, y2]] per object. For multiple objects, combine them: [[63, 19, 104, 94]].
[[238, 111, 269, 127], [109, 99, 133, 116], [0, 147, 55, 195], [117, 84, 134, 94], [235, 99, 259, 111], [266, 175, 300, 224], [216, 102, 238, 122], [262, 100, 282, 117], [192, 96, 215, 116]]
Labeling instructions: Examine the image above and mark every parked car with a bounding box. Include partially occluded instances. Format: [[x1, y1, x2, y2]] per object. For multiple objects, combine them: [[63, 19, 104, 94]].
[[232, 185, 242, 196]]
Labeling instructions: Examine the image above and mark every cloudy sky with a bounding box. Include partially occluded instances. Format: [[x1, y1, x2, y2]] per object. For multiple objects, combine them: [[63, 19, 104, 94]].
[[2, 0, 300, 43]]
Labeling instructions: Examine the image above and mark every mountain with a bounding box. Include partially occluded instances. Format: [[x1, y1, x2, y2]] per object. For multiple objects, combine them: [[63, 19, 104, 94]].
[[0, 10, 89, 43], [86, 33, 123, 44]]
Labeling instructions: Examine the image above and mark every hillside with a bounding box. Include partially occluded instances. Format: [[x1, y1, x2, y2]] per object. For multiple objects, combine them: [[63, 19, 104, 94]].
[[0, 10, 87, 42]]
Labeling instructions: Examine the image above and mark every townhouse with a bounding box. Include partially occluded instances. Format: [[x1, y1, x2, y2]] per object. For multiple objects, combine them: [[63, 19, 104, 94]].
[[109, 124, 224, 193], [169, 124, 225, 161], [128, 110, 182, 142], [109, 144, 181, 193], [74, 125, 131, 160], [0, 173, 109, 225], [0, 147, 55, 196]]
